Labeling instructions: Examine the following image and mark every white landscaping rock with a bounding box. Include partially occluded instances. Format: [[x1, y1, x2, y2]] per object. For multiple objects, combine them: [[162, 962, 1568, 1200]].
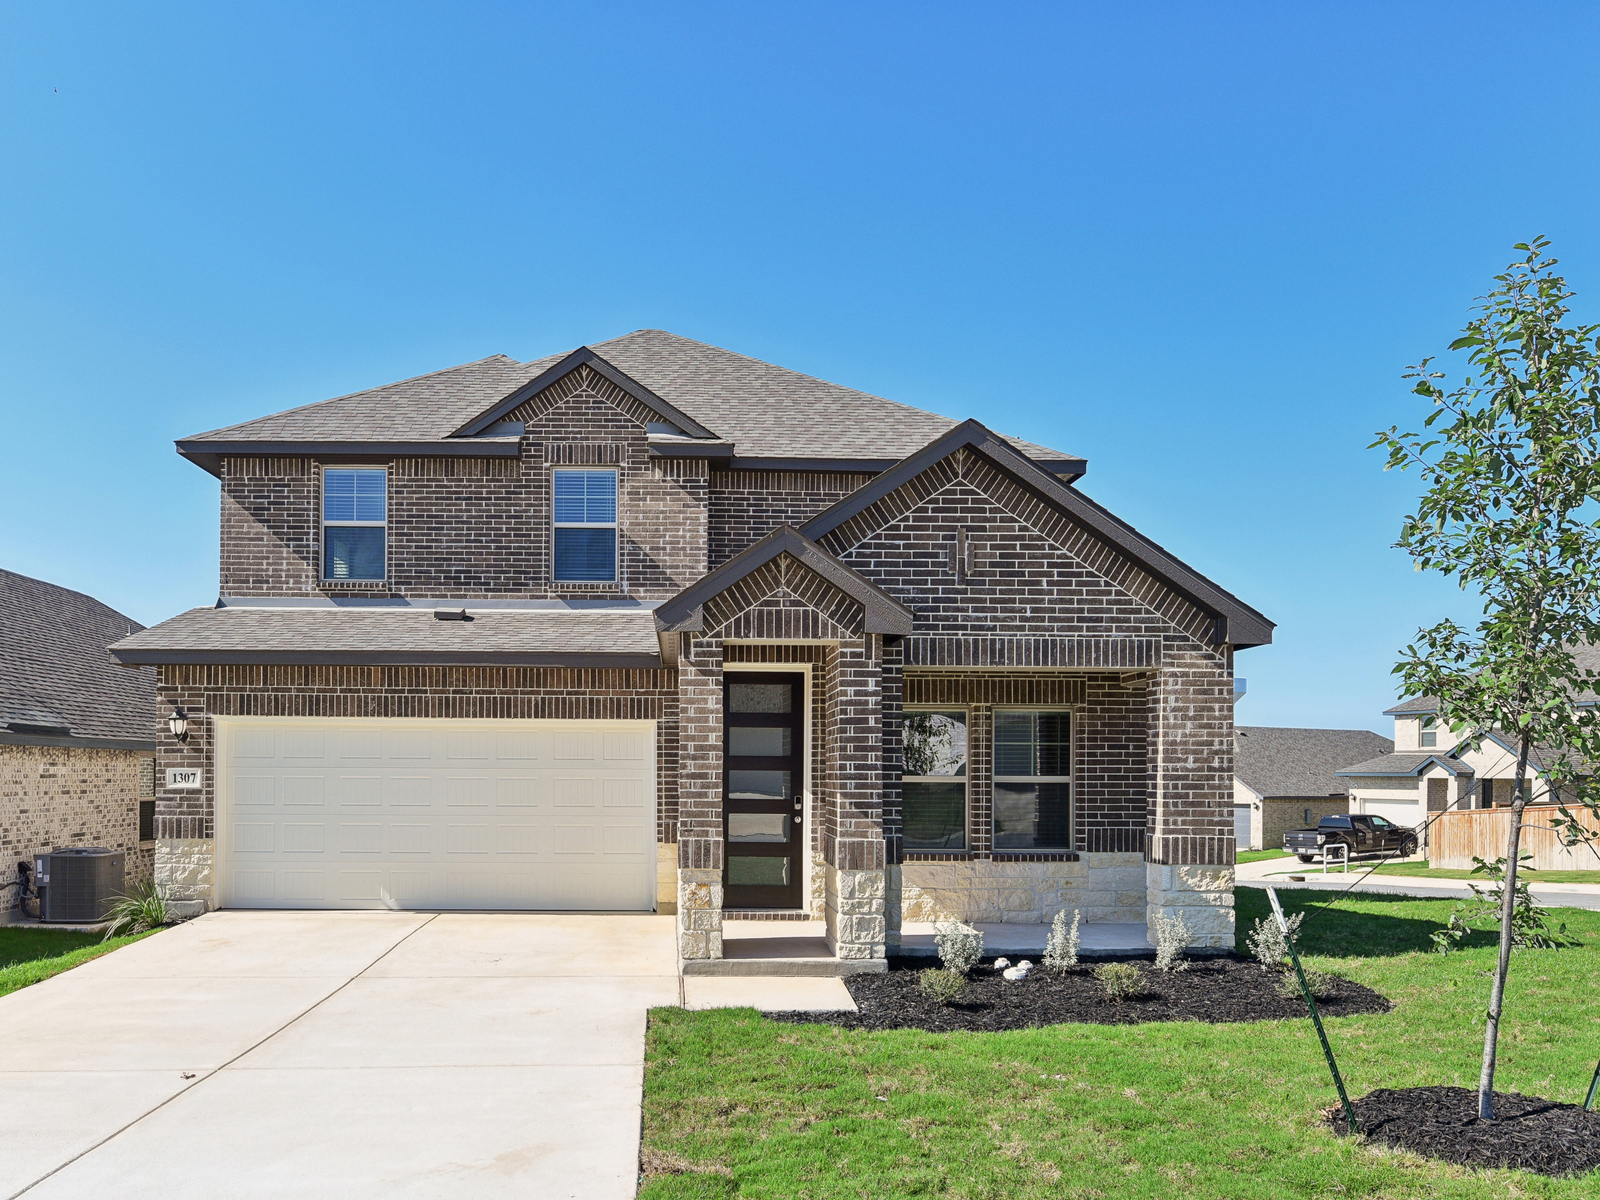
[[1002, 965, 1031, 982], [993, 958, 1011, 970]]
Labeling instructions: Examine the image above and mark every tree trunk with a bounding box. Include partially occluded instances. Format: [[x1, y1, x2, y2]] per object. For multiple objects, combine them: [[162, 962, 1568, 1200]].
[[1478, 733, 1533, 1120]]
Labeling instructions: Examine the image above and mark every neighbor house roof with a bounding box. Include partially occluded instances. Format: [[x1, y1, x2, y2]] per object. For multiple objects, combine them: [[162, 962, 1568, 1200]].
[[0, 568, 155, 748], [1233, 727, 1394, 798], [175, 330, 1086, 477], [1384, 644, 1600, 716], [1334, 752, 1474, 778], [109, 605, 661, 668]]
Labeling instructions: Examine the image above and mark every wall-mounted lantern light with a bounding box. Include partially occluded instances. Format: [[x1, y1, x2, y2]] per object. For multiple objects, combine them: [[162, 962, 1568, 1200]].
[[168, 707, 190, 743]]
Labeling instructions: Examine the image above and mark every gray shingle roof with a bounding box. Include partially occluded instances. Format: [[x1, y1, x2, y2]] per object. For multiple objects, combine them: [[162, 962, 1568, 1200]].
[[1334, 752, 1473, 778], [181, 330, 1080, 467], [109, 606, 661, 667], [0, 568, 155, 744], [1233, 726, 1394, 797]]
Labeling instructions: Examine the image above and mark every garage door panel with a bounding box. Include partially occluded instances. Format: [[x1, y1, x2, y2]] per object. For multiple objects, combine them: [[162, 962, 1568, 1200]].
[[218, 718, 655, 911]]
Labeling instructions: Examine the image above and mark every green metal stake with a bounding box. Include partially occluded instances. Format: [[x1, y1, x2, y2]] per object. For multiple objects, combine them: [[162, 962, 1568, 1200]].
[[1267, 887, 1359, 1137], [1585, 1056, 1600, 1112]]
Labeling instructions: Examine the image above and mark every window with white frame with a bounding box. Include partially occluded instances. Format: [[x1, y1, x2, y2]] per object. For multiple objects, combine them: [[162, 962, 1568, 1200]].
[[1419, 715, 1438, 748], [322, 468, 387, 580], [553, 469, 618, 583], [993, 709, 1072, 850], [902, 710, 968, 850]]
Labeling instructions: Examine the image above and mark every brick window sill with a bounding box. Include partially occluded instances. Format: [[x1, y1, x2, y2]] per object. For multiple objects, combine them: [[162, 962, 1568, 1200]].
[[903, 851, 973, 862], [318, 580, 390, 592], [990, 851, 1081, 863]]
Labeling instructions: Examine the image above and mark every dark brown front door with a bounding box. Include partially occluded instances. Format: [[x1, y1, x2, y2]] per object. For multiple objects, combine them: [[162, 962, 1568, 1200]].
[[723, 672, 804, 909]]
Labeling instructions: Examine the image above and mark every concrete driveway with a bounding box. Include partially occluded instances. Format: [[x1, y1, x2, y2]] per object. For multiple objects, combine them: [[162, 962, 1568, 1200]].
[[0, 911, 679, 1199]]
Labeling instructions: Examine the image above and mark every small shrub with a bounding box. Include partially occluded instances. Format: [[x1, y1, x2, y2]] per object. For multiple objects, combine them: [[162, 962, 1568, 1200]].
[[934, 920, 984, 976], [1150, 912, 1191, 973], [102, 880, 169, 941], [1043, 908, 1081, 970], [1274, 966, 1340, 1001], [1245, 911, 1303, 971], [918, 967, 968, 1006], [1093, 961, 1145, 1002]]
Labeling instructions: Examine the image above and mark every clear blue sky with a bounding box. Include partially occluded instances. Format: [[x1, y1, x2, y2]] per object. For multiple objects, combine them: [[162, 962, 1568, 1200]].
[[3, 3, 1598, 735]]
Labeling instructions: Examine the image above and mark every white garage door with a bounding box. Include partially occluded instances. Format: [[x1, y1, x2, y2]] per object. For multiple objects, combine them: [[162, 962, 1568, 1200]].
[[214, 717, 656, 911], [1234, 804, 1254, 850]]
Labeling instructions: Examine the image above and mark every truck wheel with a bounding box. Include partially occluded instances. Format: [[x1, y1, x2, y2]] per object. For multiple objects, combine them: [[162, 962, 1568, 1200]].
[[1297, 855, 1316, 864], [1402, 838, 1418, 857]]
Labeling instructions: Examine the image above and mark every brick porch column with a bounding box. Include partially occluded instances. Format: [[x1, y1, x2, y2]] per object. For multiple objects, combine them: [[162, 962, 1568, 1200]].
[[1145, 640, 1236, 949], [676, 634, 725, 960], [822, 635, 887, 960]]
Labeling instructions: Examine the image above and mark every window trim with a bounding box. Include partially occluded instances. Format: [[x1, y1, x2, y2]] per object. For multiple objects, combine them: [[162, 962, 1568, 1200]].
[[992, 706, 1075, 851], [320, 464, 389, 582], [902, 707, 970, 852], [1419, 715, 1438, 749], [551, 467, 619, 584]]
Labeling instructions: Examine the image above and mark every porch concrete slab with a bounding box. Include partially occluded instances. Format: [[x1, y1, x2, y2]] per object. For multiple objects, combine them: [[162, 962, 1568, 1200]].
[[21, 1064, 644, 1200], [0, 974, 347, 1072], [363, 912, 678, 977], [683, 976, 857, 1012], [723, 918, 827, 940], [0, 1071, 197, 1198], [236, 975, 679, 1069], [80, 910, 431, 979], [896, 920, 1152, 957]]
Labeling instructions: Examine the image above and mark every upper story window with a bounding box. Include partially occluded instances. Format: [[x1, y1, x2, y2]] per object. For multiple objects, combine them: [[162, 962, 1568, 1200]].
[[553, 469, 618, 583], [323, 468, 387, 580], [902, 710, 968, 851], [993, 709, 1072, 850], [1420, 715, 1438, 748]]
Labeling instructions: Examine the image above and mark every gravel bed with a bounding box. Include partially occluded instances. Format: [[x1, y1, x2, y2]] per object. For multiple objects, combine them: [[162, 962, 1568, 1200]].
[[767, 954, 1391, 1032], [1341, 1086, 1600, 1177]]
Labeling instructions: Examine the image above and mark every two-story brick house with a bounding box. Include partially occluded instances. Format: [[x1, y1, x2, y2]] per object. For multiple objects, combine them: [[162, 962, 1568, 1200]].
[[110, 330, 1272, 960]]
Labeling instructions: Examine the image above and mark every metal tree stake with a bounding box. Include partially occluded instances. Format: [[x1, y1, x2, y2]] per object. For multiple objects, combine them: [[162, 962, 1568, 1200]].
[[1267, 887, 1358, 1136]]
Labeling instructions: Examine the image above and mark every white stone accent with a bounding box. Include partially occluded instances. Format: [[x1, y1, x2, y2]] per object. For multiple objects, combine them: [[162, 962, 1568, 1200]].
[[809, 850, 827, 920], [676, 868, 723, 960], [155, 838, 214, 918], [824, 864, 886, 960], [1145, 862, 1234, 949], [656, 842, 678, 914], [897, 852, 1146, 926]]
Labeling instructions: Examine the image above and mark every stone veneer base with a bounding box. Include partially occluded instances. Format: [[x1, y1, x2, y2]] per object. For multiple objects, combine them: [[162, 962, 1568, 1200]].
[[1146, 862, 1235, 949], [897, 852, 1148, 927]]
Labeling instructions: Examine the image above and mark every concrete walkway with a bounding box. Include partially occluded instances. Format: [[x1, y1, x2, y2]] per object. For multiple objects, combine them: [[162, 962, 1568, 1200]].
[[1235, 854, 1600, 910], [0, 911, 681, 1200]]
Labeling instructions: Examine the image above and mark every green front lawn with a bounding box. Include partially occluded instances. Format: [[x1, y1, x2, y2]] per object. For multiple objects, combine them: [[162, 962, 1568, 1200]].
[[0, 927, 159, 999], [641, 892, 1600, 1198], [1237, 849, 1289, 863], [1364, 862, 1600, 885]]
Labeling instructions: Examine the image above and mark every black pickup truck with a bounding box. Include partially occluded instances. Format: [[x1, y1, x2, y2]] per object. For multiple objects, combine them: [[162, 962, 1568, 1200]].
[[1283, 814, 1418, 863]]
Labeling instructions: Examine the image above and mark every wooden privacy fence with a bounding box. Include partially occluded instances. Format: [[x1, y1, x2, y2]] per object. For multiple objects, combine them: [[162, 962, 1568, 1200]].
[[1429, 803, 1600, 872]]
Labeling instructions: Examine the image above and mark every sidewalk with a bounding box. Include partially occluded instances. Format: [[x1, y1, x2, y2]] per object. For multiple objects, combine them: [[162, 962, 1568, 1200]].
[[1234, 853, 1600, 910]]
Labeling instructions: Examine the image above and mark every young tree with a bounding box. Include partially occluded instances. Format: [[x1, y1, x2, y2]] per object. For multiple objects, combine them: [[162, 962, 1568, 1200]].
[[1374, 237, 1600, 1120]]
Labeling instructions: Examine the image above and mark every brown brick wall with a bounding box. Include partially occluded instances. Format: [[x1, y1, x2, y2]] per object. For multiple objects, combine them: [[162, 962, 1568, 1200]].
[[219, 457, 318, 595], [1146, 640, 1235, 865], [152, 664, 679, 844], [1, 743, 153, 910], [675, 636, 723, 871], [709, 470, 876, 568]]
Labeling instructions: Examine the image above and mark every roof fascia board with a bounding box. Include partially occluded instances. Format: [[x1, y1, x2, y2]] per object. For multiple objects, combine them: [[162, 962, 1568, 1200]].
[[108, 649, 662, 668], [799, 420, 1274, 648], [655, 525, 915, 636], [176, 439, 522, 479], [0, 730, 156, 751], [649, 442, 735, 461], [722, 455, 1086, 478], [452, 348, 719, 440]]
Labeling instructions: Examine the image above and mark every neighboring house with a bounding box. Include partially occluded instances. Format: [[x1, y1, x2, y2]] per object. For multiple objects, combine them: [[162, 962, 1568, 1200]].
[[109, 330, 1273, 957], [1336, 696, 1578, 834], [1231, 726, 1393, 851], [1, 569, 157, 911]]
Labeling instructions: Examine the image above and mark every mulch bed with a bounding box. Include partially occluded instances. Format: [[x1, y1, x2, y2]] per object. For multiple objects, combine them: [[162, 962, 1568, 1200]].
[[768, 954, 1391, 1032], [1339, 1086, 1600, 1178]]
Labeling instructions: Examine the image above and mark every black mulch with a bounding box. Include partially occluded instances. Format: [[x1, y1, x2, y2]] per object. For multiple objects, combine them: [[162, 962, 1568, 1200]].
[[1339, 1086, 1600, 1178], [767, 954, 1390, 1032]]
